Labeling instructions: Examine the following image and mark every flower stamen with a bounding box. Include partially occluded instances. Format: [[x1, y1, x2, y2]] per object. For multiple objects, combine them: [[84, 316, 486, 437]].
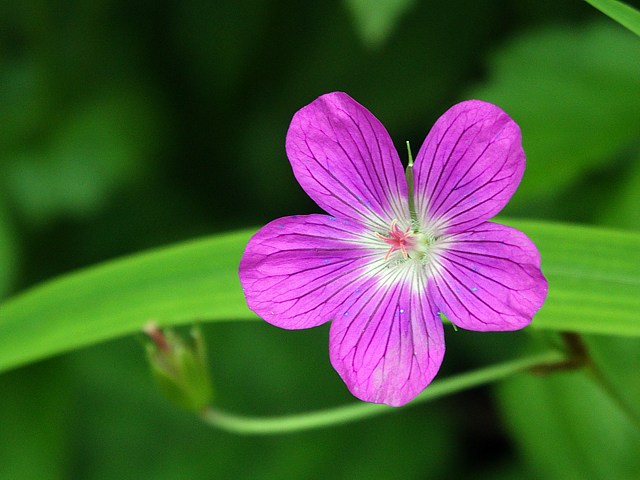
[[376, 220, 415, 261]]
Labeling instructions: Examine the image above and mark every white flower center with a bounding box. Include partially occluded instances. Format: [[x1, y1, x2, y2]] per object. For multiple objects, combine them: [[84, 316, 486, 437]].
[[376, 219, 440, 267]]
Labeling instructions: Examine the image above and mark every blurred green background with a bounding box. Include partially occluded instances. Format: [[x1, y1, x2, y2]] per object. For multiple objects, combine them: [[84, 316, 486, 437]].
[[1, 1, 640, 479]]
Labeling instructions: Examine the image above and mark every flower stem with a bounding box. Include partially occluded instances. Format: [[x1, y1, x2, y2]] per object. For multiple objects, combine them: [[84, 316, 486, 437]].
[[199, 349, 566, 435]]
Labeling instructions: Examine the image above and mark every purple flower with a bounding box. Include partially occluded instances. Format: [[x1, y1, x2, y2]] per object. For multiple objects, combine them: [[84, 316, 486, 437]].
[[239, 92, 548, 406]]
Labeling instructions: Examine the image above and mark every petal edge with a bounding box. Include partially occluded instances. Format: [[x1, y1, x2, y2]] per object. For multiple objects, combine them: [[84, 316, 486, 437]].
[[429, 222, 547, 332], [239, 214, 380, 330], [414, 100, 525, 235], [329, 275, 445, 406], [286, 92, 409, 230]]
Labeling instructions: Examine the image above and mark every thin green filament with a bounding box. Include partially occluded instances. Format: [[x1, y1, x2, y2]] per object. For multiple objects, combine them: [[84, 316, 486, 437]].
[[405, 141, 417, 225]]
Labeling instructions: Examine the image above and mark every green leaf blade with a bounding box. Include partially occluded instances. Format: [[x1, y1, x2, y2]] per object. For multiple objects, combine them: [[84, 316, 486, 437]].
[[1, 221, 639, 374], [585, 0, 640, 36], [0, 230, 256, 373], [506, 220, 640, 336]]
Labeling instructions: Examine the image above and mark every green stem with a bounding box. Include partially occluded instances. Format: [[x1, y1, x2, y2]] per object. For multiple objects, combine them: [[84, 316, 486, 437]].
[[200, 349, 566, 435]]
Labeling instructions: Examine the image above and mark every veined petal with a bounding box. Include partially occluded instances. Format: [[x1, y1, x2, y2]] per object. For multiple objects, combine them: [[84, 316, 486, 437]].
[[413, 100, 525, 235], [286, 92, 409, 231], [329, 271, 445, 407], [428, 222, 547, 332], [239, 214, 384, 330]]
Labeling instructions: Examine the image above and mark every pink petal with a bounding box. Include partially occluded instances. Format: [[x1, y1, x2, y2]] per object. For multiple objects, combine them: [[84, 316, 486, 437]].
[[429, 222, 548, 332], [413, 100, 525, 235], [329, 276, 445, 406], [239, 214, 383, 330], [286, 92, 409, 231]]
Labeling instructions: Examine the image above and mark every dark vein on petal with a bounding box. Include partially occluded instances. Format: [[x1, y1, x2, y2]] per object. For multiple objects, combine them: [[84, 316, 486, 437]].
[[336, 279, 382, 357], [432, 274, 471, 325], [342, 279, 394, 372], [438, 180, 513, 231], [429, 116, 486, 214], [344, 109, 388, 207], [330, 107, 386, 208], [301, 152, 388, 228], [395, 279, 415, 392], [418, 108, 468, 214], [445, 247, 530, 267], [366, 282, 401, 382], [339, 265, 408, 378], [263, 255, 383, 317], [438, 262, 508, 320], [444, 254, 517, 291], [360, 111, 403, 215], [412, 277, 429, 380], [405, 286, 419, 384], [431, 129, 492, 216]]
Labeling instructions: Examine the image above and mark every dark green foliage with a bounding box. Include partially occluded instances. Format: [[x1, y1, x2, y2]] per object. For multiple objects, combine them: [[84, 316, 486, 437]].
[[1, 1, 639, 478]]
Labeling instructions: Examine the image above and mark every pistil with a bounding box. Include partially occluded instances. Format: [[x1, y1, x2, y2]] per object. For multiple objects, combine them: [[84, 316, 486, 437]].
[[376, 220, 415, 261]]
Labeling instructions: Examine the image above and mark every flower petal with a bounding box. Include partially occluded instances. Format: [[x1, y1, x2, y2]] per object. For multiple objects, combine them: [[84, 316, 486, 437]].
[[286, 92, 408, 231], [329, 273, 445, 406], [428, 222, 548, 332], [413, 100, 525, 235], [239, 214, 384, 330]]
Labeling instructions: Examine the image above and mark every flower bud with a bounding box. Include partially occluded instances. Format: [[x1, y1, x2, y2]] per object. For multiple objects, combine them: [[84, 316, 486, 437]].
[[143, 321, 213, 412]]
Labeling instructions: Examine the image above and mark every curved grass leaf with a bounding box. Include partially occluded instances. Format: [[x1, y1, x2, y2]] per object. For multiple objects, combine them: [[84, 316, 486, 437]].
[[506, 220, 640, 336], [0, 221, 639, 374], [585, 0, 640, 36], [0, 230, 256, 373]]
